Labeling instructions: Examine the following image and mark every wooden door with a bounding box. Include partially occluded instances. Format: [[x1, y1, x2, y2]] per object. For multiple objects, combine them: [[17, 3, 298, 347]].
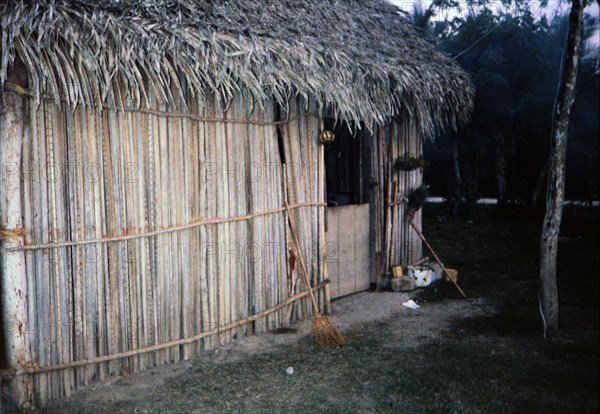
[[326, 204, 371, 298]]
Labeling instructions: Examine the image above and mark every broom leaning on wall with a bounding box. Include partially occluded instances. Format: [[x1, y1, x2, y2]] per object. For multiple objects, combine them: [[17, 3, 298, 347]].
[[283, 165, 345, 348], [405, 186, 467, 299]]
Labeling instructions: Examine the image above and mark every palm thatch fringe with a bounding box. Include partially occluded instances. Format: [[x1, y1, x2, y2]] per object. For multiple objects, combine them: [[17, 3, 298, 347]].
[[1, 0, 473, 137]]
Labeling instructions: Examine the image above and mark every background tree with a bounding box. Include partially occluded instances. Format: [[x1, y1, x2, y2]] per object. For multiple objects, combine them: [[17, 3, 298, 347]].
[[539, 0, 585, 337], [410, 0, 597, 337], [414, 0, 598, 213]]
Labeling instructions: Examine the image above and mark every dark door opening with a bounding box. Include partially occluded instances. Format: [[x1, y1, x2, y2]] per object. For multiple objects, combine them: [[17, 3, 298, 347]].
[[324, 119, 368, 206]]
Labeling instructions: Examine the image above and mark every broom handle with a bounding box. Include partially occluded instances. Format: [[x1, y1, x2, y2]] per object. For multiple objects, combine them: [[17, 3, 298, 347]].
[[409, 220, 467, 299], [285, 202, 322, 316]]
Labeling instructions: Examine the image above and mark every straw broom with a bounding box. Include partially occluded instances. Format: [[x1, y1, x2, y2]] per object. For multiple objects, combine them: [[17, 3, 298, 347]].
[[405, 186, 467, 299], [284, 202, 345, 347]]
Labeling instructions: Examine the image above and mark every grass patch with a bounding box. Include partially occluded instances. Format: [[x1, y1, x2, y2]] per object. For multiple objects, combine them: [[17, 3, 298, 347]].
[[42, 205, 599, 413]]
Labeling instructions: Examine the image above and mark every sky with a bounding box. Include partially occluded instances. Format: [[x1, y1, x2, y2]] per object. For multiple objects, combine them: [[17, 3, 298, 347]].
[[387, 0, 599, 21], [386, 0, 600, 45]]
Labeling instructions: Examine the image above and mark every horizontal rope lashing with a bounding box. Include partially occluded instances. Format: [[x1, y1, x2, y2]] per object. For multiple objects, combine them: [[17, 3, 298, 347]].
[[0, 227, 27, 240], [3, 83, 319, 126], [1, 202, 326, 252], [0, 281, 328, 378], [3, 82, 30, 96], [136, 107, 318, 126]]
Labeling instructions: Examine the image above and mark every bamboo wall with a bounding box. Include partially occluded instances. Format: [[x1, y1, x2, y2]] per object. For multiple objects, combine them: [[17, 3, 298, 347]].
[[9, 93, 325, 405], [282, 99, 328, 317], [369, 117, 423, 280]]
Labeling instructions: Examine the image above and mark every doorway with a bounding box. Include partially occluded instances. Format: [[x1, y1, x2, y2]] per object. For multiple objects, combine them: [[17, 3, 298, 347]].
[[323, 119, 371, 298]]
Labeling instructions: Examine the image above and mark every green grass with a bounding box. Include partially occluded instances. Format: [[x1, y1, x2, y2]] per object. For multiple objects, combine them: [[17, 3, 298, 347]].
[[70, 327, 598, 413], [43, 206, 599, 413]]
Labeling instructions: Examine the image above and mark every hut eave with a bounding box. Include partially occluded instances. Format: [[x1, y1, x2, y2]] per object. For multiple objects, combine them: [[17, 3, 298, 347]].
[[0, 0, 474, 136]]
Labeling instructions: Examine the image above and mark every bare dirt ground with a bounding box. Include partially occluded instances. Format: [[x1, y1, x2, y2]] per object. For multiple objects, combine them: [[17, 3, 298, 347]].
[[42, 205, 599, 413], [43, 293, 494, 414]]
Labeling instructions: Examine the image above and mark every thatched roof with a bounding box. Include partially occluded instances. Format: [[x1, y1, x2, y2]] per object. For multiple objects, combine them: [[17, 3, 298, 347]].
[[0, 0, 473, 135]]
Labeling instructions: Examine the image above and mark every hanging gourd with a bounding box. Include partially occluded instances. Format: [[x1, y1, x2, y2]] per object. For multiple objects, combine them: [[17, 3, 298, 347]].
[[318, 120, 335, 144]]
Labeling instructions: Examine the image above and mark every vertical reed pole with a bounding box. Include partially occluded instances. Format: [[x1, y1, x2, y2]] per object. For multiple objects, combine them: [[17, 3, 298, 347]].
[[197, 99, 210, 352], [417, 122, 423, 261], [0, 64, 34, 410], [318, 118, 331, 314], [206, 96, 218, 349]]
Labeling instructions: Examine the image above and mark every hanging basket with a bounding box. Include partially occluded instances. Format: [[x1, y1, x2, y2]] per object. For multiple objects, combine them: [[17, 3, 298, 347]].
[[394, 154, 427, 171]]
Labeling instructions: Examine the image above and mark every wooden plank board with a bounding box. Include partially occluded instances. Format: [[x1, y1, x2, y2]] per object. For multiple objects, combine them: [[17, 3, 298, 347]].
[[336, 207, 356, 297], [326, 208, 339, 299], [353, 204, 371, 292], [326, 204, 371, 298]]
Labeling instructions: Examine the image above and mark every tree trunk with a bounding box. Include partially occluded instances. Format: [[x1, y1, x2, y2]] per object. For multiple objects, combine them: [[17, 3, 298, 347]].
[[508, 129, 518, 200], [452, 137, 462, 217], [531, 160, 548, 209], [586, 152, 594, 211], [0, 61, 34, 409], [539, 0, 584, 338], [493, 128, 507, 205]]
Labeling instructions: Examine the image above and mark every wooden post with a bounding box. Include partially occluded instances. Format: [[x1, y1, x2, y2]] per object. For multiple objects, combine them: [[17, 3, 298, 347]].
[[0, 62, 34, 409], [319, 134, 332, 315]]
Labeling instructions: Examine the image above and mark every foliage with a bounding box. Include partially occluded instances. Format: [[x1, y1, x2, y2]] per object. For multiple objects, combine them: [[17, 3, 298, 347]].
[[413, 0, 599, 204], [407, 185, 430, 212], [394, 153, 428, 171]]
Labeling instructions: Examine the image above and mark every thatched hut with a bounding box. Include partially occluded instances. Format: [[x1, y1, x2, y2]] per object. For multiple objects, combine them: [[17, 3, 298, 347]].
[[0, 0, 472, 408]]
